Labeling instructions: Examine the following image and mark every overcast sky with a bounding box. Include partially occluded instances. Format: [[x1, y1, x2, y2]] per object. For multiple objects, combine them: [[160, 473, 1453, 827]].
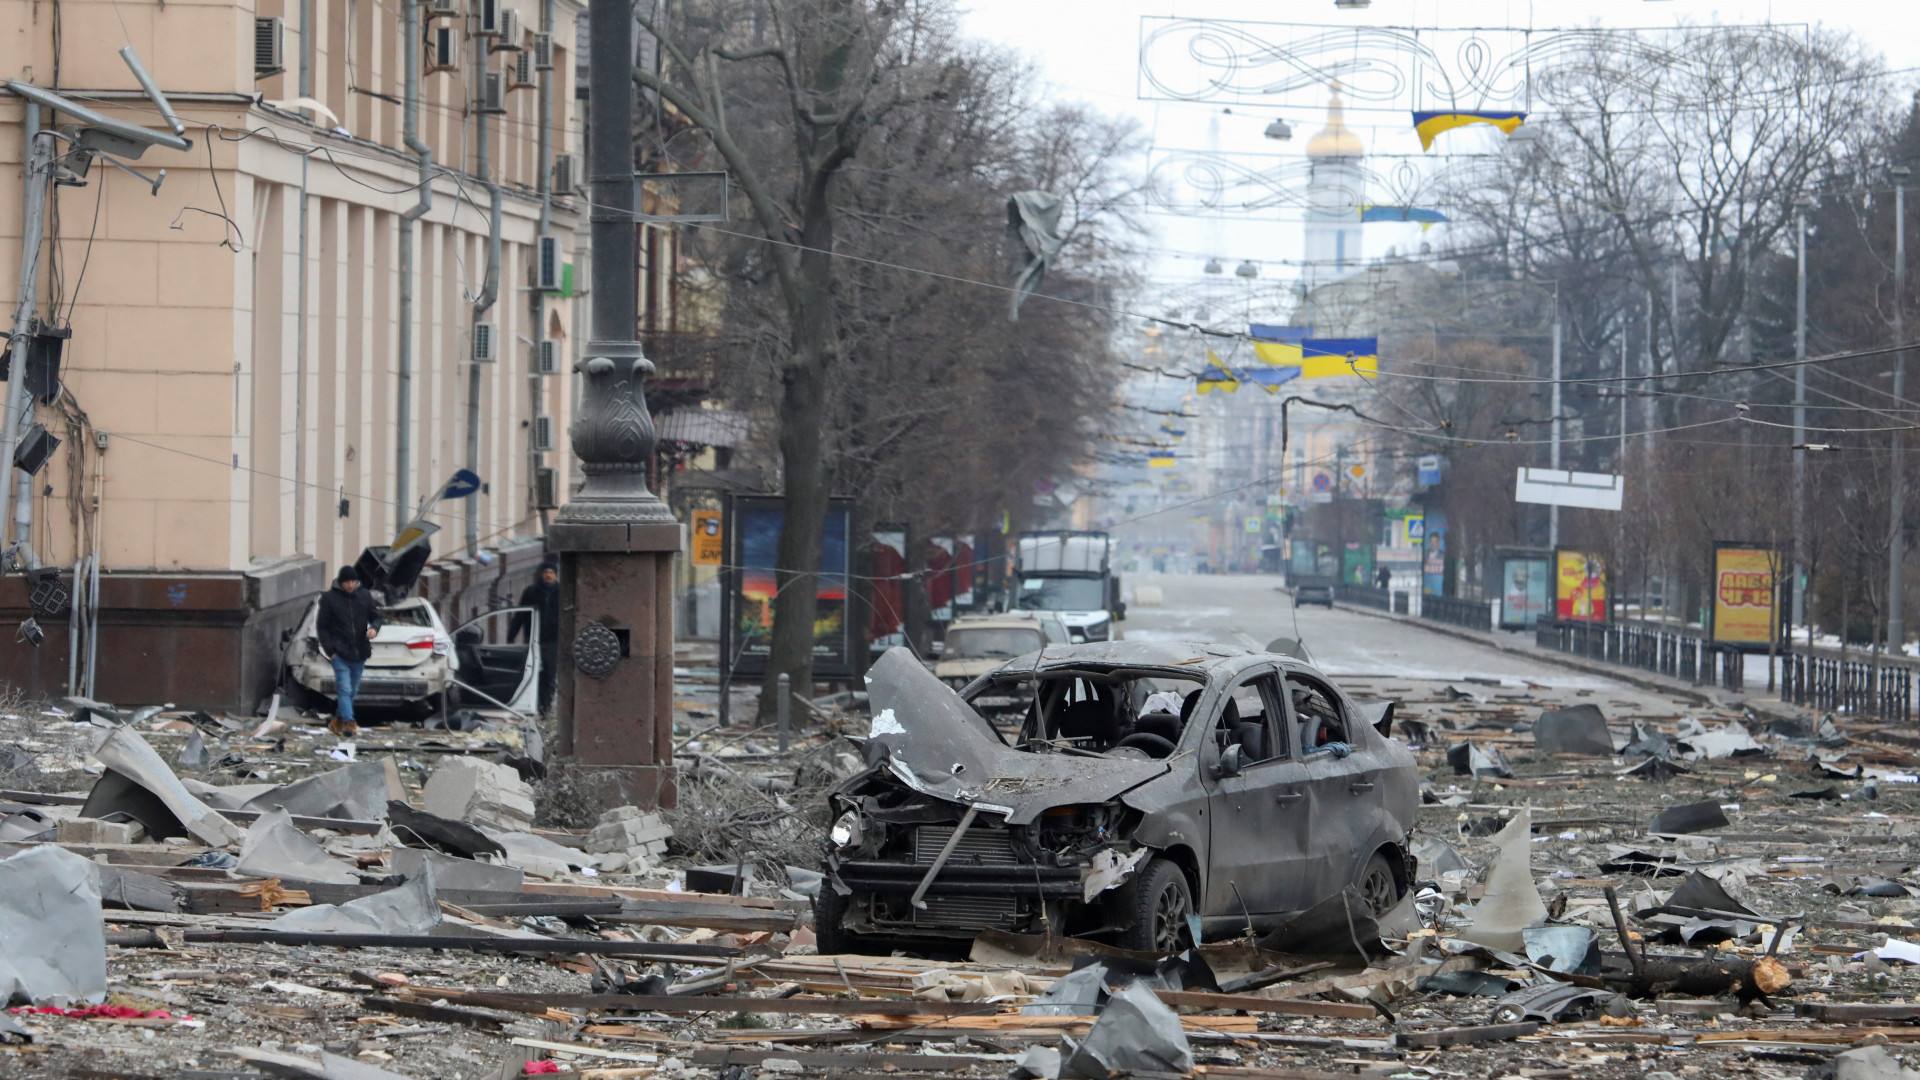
[[956, 1, 1920, 330]]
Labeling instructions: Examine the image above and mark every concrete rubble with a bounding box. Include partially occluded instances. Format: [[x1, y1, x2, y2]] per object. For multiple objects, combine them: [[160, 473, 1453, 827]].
[[5, 645, 1920, 1079]]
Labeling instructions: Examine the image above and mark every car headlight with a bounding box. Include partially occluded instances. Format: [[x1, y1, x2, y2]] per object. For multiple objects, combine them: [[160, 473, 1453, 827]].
[[829, 811, 863, 848]]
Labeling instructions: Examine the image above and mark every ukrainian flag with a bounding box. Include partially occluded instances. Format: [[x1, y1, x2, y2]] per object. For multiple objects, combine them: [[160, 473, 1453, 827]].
[[1411, 111, 1526, 151], [1249, 324, 1309, 368], [1300, 338, 1379, 379], [1238, 366, 1301, 395], [1159, 423, 1187, 439], [1360, 205, 1449, 229], [1196, 350, 1240, 394], [1148, 456, 1177, 468]]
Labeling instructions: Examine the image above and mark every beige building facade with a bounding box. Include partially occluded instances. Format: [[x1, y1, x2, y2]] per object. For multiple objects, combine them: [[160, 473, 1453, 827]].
[[0, 0, 586, 572]]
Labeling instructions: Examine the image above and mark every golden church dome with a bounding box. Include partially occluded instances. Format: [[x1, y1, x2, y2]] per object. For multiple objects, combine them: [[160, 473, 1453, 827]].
[[1306, 90, 1365, 159]]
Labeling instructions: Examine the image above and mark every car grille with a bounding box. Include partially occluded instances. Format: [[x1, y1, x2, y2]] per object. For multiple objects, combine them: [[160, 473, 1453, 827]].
[[914, 825, 1020, 867], [913, 894, 1021, 928]]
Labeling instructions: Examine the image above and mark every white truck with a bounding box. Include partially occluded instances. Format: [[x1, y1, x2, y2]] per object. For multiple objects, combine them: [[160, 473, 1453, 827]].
[[1013, 531, 1124, 643]]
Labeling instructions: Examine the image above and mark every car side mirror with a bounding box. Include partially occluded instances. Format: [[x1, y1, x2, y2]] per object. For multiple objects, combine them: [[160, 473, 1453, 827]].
[[1213, 743, 1245, 779]]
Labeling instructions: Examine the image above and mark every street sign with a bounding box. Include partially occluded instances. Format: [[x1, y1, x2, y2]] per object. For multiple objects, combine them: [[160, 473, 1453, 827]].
[[442, 469, 482, 500], [690, 509, 723, 565], [1406, 515, 1425, 541], [389, 518, 441, 560], [1244, 516, 1261, 534], [1417, 454, 1442, 486], [1311, 472, 1332, 491], [1515, 467, 1623, 511]]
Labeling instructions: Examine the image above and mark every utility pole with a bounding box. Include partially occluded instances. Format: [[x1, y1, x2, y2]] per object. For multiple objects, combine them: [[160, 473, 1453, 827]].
[[1549, 312, 1562, 550], [1892, 168, 1910, 656], [468, 30, 502, 556], [548, 0, 682, 808], [0, 108, 52, 563], [1793, 198, 1812, 633]]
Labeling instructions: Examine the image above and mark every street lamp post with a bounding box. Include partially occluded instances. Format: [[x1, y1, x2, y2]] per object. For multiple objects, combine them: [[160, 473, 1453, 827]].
[[1792, 197, 1813, 637], [545, 0, 683, 809], [1891, 166, 1910, 657]]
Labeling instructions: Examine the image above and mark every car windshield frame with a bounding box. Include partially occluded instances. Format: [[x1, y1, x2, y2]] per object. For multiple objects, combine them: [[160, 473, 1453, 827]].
[[1015, 576, 1107, 612], [944, 626, 1045, 660]]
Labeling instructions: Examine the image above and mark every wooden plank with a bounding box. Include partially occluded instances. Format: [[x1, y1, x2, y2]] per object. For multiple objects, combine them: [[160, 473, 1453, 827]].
[[112, 928, 740, 959], [413, 990, 994, 1017], [688, 1048, 987, 1072], [1153, 989, 1374, 1020], [359, 995, 506, 1030], [1395, 1022, 1540, 1049], [1797, 1003, 1920, 1022]]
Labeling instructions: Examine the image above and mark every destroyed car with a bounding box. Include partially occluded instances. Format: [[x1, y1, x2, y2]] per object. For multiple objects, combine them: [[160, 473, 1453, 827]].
[[819, 642, 1418, 955], [282, 598, 540, 721]]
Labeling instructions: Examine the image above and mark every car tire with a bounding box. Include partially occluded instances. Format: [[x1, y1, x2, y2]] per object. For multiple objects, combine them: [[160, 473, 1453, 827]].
[[1115, 858, 1193, 954], [1356, 851, 1401, 917], [812, 885, 861, 955]]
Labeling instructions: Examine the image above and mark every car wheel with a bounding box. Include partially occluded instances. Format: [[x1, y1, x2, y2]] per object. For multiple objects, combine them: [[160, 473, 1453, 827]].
[[1356, 851, 1401, 917], [811, 885, 869, 956], [1116, 858, 1193, 954]]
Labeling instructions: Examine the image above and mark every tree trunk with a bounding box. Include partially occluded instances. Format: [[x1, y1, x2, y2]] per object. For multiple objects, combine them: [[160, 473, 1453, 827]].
[[758, 216, 838, 723]]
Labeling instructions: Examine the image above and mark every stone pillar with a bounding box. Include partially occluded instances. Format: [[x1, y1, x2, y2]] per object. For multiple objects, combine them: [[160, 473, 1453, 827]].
[[548, 0, 680, 809]]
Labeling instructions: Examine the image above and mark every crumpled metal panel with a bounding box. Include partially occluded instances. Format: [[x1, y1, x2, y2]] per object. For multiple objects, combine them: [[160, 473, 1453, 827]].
[[862, 647, 1167, 825]]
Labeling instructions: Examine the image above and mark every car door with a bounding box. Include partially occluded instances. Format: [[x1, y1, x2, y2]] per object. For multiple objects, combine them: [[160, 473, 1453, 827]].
[[1286, 670, 1383, 906], [1201, 668, 1317, 923], [450, 607, 538, 717]]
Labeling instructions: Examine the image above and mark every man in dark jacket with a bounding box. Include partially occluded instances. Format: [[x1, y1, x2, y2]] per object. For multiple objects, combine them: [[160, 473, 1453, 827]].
[[316, 566, 381, 735], [513, 560, 561, 714]]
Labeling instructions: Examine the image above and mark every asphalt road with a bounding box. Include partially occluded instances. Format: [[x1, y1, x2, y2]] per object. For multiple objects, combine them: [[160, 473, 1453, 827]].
[[1122, 571, 1622, 689]]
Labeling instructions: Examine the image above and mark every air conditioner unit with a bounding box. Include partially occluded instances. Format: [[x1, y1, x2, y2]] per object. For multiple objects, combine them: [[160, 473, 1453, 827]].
[[254, 17, 285, 78], [535, 236, 561, 291], [427, 25, 459, 73], [533, 415, 554, 452], [427, 0, 458, 18], [532, 32, 554, 70], [471, 322, 496, 363], [472, 0, 499, 36], [479, 72, 505, 113], [536, 339, 560, 375], [535, 467, 558, 510], [510, 50, 536, 90], [551, 153, 575, 195], [496, 9, 520, 48]]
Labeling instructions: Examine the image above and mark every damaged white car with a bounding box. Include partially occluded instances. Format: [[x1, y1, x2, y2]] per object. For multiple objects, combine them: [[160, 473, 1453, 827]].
[[281, 598, 540, 721], [817, 642, 1419, 955]]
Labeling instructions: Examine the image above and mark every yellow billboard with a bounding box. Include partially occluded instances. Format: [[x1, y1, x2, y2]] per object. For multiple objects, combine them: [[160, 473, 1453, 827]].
[[1711, 546, 1779, 646], [1555, 550, 1606, 620], [690, 509, 723, 566]]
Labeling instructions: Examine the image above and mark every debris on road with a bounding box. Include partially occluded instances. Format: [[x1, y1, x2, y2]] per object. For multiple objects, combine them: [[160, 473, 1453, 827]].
[[3, 642, 1920, 1079]]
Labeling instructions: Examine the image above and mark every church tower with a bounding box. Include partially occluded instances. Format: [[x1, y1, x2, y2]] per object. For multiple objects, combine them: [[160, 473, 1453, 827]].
[[1302, 87, 1366, 289]]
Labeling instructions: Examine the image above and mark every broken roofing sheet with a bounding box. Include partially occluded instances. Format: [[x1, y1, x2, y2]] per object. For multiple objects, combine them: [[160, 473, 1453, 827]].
[[860, 645, 1168, 824]]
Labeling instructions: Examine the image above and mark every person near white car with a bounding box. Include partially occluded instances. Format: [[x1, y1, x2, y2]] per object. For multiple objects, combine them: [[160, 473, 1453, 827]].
[[316, 565, 382, 736]]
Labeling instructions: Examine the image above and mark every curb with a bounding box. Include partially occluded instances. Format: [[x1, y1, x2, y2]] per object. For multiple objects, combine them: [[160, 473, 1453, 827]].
[[1321, 597, 1813, 724]]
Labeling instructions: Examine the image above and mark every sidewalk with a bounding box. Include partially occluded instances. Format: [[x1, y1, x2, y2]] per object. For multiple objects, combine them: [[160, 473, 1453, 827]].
[[1327, 598, 1819, 726]]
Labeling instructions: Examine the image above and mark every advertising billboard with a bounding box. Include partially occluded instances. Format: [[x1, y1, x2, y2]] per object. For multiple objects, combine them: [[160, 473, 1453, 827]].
[[723, 496, 854, 680], [1710, 544, 1781, 649], [1499, 555, 1551, 630], [1555, 550, 1607, 621], [690, 509, 723, 565], [868, 529, 906, 650]]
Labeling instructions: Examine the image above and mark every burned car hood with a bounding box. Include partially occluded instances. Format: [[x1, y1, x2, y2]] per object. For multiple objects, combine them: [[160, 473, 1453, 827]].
[[862, 647, 1168, 825]]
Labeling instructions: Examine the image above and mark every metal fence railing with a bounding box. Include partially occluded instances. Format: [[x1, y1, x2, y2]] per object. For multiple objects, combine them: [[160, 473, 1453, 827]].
[[1334, 583, 1393, 612], [1535, 619, 1744, 691], [1420, 595, 1493, 632], [1780, 648, 1917, 723]]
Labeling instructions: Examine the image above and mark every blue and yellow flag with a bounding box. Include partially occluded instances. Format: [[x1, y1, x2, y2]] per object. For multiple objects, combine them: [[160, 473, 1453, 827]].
[[1147, 456, 1177, 469], [1249, 324, 1309, 368], [1159, 423, 1187, 439], [1196, 350, 1240, 394], [1411, 111, 1526, 151], [1239, 366, 1301, 395], [1300, 338, 1379, 379], [1360, 205, 1449, 230]]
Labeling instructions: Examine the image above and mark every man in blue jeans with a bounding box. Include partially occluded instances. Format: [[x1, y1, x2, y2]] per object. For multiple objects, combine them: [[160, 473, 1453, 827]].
[[316, 565, 381, 736]]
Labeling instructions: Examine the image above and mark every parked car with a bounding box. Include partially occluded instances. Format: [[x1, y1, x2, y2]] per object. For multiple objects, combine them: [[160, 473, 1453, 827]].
[[818, 641, 1417, 955], [931, 612, 1068, 716], [282, 598, 539, 722], [1293, 575, 1336, 608]]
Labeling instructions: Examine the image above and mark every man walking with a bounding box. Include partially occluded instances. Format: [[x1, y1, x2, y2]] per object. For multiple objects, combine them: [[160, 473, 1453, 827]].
[[514, 559, 561, 714], [317, 565, 381, 736]]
